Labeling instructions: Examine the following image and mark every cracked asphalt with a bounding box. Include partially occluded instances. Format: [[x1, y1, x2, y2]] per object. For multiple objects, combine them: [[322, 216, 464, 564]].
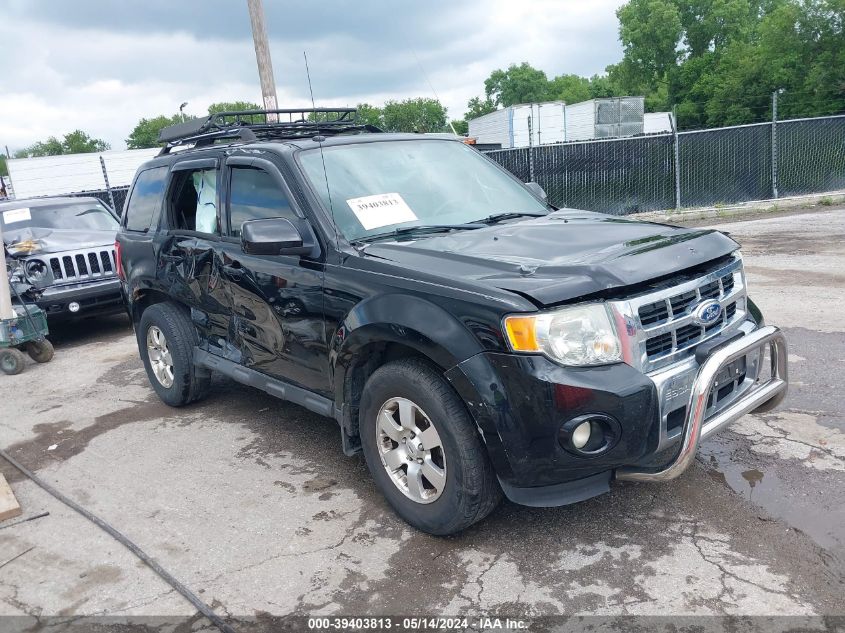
[[1, 208, 843, 627]]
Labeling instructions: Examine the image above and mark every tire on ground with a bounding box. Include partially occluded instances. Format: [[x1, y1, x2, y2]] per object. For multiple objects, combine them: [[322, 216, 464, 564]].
[[26, 339, 54, 363], [359, 358, 501, 535], [0, 348, 26, 375], [138, 302, 211, 407]]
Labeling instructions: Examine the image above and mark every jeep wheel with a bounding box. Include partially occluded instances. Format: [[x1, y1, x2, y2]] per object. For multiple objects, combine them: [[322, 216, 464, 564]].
[[359, 358, 501, 535], [138, 303, 211, 407], [0, 348, 26, 375]]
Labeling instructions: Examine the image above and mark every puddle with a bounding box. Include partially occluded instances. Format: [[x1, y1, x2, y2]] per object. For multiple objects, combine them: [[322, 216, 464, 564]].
[[700, 440, 845, 556]]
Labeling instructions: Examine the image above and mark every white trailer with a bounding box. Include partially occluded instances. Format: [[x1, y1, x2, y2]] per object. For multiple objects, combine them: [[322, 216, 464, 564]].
[[469, 97, 656, 146], [563, 97, 646, 142], [6, 148, 159, 199], [644, 112, 673, 135], [468, 101, 566, 149]]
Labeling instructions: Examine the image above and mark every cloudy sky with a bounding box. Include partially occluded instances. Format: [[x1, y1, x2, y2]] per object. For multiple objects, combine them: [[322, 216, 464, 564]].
[[0, 0, 625, 152]]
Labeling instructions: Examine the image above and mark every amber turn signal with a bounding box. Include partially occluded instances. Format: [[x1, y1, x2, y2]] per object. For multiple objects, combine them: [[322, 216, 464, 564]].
[[503, 315, 540, 352]]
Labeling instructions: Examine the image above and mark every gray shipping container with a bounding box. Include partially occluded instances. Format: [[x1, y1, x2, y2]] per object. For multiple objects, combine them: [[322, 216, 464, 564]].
[[564, 97, 645, 141]]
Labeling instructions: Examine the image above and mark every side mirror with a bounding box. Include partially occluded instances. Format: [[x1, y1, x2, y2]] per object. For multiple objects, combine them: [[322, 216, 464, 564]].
[[241, 218, 312, 256], [526, 181, 547, 201]]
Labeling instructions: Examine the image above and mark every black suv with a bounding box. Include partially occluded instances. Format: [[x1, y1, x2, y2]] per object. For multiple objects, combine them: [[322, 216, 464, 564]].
[[117, 109, 788, 535]]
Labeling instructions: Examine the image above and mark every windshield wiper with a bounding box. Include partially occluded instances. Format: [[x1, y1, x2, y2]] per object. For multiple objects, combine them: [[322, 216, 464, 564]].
[[354, 223, 485, 244], [473, 211, 549, 225]]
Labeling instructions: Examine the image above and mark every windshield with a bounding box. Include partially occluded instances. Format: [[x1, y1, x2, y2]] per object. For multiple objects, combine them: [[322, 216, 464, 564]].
[[299, 140, 548, 241], [0, 201, 118, 232]]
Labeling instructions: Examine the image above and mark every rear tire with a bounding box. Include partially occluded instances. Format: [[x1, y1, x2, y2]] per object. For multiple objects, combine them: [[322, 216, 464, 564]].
[[0, 348, 26, 375], [138, 303, 210, 407], [26, 339, 54, 363], [359, 358, 501, 535]]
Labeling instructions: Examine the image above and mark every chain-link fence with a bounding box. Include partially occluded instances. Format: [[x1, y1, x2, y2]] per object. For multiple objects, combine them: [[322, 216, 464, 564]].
[[485, 113, 845, 214], [68, 186, 130, 214]]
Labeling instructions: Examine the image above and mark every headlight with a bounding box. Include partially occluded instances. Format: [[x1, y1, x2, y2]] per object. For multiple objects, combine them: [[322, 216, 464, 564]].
[[25, 259, 48, 282], [504, 303, 622, 366]]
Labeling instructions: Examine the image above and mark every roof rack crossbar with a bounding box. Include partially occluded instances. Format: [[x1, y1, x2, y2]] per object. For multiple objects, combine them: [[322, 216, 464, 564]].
[[157, 127, 258, 156], [158, 107, 367, 146]]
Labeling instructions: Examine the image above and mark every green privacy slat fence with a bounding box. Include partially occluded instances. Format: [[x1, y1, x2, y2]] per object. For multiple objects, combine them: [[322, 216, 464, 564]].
[[777, 116, 845, 196], [532, 134, 674, 215], [484, 114, 845, 214], [678, 123, 772, 207]]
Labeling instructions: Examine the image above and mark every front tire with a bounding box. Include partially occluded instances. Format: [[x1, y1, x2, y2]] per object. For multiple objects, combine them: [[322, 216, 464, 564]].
[[359, 358, 501, 535], [138, 303, 210, 407]]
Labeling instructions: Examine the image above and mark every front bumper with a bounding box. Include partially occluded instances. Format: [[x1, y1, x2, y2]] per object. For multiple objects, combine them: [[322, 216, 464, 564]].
[[446, 322, 788, 506], [617, 324, 787, 481], [31, 278, 123, 320]]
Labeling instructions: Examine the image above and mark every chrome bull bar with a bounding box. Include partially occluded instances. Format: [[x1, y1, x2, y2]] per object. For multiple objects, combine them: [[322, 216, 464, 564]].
[[616, 325, 788, 482]]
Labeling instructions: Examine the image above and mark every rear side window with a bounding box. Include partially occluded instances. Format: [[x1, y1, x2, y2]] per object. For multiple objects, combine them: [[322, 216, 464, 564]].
[[227, 167, 296, 237], [124, 166, 168, 232], [167, 168, 218, 234]]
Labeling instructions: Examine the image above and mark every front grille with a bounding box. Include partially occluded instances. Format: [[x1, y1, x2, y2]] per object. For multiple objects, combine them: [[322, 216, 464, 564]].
[[619, 256, 747, 371], [47, 248, 117, 282], [645, 332, 673, 357]]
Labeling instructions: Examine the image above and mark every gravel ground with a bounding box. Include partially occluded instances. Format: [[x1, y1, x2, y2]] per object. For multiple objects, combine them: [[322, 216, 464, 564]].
[[1, 208, 843, 629]]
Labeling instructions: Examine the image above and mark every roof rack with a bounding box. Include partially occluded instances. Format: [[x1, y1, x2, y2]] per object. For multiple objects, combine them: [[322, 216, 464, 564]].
[[157, 107, 381, 155]]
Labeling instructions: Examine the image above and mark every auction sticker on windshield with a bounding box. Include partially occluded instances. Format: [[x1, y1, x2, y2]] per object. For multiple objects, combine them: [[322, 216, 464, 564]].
[[2, 208, 31, 224], [346, 193, 417, 230]]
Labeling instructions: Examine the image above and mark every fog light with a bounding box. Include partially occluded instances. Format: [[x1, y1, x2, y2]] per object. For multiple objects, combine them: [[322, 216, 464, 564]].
[[559, 413, 621, 457], [68, 301, 80, 313], [571, 421, 592, 449]]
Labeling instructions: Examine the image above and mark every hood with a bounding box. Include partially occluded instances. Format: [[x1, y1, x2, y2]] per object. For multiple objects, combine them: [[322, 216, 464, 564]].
[[360, 210, 739, 306], [3, 227, 117, 257]]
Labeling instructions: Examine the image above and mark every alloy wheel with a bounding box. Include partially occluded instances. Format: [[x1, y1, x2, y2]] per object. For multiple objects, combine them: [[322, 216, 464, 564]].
[[146, 325, 174, 388], [376, 397, 447, 504]]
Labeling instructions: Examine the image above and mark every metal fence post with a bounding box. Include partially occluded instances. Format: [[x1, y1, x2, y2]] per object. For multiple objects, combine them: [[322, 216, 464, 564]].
[[527, 114, 535, 183], [672, 108, 681, 209], [771, 91, 779, 199], [99, 155, 117, 211]]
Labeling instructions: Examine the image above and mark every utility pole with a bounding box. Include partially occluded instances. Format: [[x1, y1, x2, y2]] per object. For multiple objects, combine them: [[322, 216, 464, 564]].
[[246, 0, 279, 122]]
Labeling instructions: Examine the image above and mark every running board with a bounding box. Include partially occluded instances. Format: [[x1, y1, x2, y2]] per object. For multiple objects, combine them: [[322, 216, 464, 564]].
[[193, 348, 334, 418]]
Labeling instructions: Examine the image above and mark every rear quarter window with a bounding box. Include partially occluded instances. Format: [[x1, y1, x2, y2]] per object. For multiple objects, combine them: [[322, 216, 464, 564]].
[[124, 166, 168, 232]]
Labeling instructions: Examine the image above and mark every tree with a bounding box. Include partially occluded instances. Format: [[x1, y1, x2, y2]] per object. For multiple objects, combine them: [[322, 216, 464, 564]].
[[484, 62, 551, 106], [381, 98, 447, 133], [126, 114, 183, 149], [451, 120, 469, 135], [15, 130, 110, 158], [609, 0, 845, 128], [548, 74, 592, 104], [464, 96, 497, 120], [355, 103, 384, 128], [617, 0, 683, 83], [207, 101, 262, 114], [587, 74, 619, 99]]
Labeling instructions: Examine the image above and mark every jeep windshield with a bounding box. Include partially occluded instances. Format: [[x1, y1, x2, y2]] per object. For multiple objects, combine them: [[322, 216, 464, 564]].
[[299, 139, 549, 242], [0, 201, 118, 232]]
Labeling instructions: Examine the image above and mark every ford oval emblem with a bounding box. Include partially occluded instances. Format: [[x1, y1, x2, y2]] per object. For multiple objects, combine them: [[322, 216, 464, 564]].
[[694, 300, 723, 326]]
